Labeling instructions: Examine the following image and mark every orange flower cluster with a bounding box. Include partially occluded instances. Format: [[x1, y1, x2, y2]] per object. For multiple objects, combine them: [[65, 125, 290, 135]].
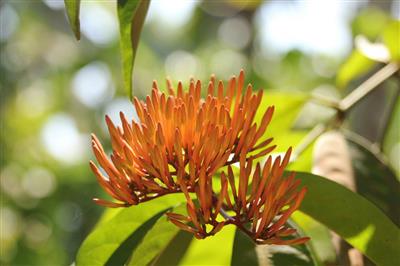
[[167, 148, 308, 244], [90, 71, 308, 245]]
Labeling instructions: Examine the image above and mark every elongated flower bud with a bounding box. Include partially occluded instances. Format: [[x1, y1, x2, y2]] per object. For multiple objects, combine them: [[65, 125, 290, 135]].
[[168, 148, 309, 244], [91, 70, 275, 207], [90, 71, 308, 245]]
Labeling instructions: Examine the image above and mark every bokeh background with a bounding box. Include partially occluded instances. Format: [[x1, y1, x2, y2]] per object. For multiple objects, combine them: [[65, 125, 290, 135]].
[[0, 0, 399, 265]]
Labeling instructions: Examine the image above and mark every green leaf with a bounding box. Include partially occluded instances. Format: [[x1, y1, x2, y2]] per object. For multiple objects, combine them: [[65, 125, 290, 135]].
[[151, 231, 193, 266], [117, 0, 151, 98], [76, 194, 184, 266], [95, 208, 123, 227], [289, 145, 314, 172], [383, 20, 400, 61], [266, 245, 314, 266], [292, 212, 336, 264], [106, 211, 165, 266], [178, 225, 236, 265], [348, 139, 400, 224], [64, 0, 81, 40], [296, 171, 400, 266], [231, 225, 317, 266], [128, 204, 188, 266], [255, 91, 308, 152], [231, 229, 258, 266], [336, 50, 376, 89], [351, 8, 389, 40], [382, 95, 400, 178]]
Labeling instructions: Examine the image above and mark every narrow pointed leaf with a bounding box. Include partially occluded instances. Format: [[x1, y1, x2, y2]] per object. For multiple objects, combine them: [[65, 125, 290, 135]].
[[117, 0, 151, 98], [64, 0, 81, 40]]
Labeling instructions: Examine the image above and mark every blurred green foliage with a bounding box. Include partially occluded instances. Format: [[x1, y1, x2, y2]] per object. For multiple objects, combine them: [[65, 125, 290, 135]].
[[0, 1, 399, 265]]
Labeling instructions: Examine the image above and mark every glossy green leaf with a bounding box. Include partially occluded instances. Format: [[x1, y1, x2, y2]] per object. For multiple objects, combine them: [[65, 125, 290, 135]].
[[178, 225, 236, 265], [95, 208, 123, 227], [296, 171, 400, 266], [336, 50, 376, 89], [76, 194, 184, 266], [64, 0, 81, 40], [128, 204, 188, 266], [117, 0, 151, 98], [383, 20, 400, 61]]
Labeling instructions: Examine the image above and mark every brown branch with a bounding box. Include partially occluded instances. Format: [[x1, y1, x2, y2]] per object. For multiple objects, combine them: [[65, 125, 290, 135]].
[[293, 63, 399, 162], [339, 62, 399, 111], [310, 93, 341, 110]]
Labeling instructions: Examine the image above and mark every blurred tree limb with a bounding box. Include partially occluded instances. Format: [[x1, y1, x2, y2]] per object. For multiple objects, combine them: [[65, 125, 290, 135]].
[[295, 62, 399, 159]]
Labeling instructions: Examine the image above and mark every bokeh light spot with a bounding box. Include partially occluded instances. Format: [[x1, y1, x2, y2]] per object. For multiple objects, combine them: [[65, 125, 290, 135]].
[[218, 17, 251, 50], [147, 0, 197, 28], [16, 80, 53, 117], [0, 4, 19, 42], [72, 61, 114, 108], [80, 2, 118, 45], [41, 114, 89, 164], [165, 50, 201, 81], [21, 167, 56, 199], [23, 217, 52, 248], [210, 49, 247, 80], [0, 207, 21, 241], [255, 0, 363, 56], [42, 0, 65, 10]]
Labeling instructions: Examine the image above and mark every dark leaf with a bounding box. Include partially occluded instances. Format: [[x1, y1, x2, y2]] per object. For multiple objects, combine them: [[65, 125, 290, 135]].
[[231, 229, 258, 266], [348, 139, 400, 225], [297, 171, 400, 266]]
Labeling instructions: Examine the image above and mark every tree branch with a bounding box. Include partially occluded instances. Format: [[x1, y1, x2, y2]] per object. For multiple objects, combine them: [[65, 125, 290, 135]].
[[339, 62, 399, 111], [293, 63, 399, 161]]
